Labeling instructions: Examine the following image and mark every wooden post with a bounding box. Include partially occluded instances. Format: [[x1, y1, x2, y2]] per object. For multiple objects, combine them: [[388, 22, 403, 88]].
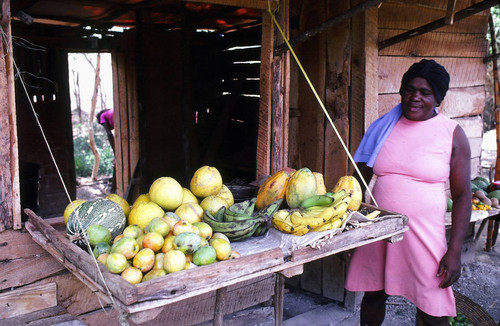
[[273, 273, 284, 326], [213, 287, 227, 326], [0, 0, 21, 231]]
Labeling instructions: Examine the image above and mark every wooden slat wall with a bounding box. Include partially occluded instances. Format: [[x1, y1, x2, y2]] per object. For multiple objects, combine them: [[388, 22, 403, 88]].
[[377, 0, 488, 177]]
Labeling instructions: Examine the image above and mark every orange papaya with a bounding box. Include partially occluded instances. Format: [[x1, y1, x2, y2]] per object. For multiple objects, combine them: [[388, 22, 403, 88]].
[[285, 168, 317, 208], [332, 176, 362, 211], [255, 168, 295, 210]]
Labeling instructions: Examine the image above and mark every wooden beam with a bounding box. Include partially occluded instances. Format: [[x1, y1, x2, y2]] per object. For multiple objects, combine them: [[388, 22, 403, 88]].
[[445, 0, 457, 24], [379, 0, 498, 50], [185, 0, 278, 10], [274, 0, 384, 56], [0, 283, 57, 319]]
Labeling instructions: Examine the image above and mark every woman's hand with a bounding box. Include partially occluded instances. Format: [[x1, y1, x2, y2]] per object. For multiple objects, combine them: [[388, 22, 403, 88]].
[[437, 249, 461, 288]]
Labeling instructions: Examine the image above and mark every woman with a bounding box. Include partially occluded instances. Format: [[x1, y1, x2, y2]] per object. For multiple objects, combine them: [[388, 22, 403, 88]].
[[345, 59, 472, 326]]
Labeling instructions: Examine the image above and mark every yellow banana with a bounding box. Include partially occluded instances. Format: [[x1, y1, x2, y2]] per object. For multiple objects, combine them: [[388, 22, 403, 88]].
[[364, 210, 381, 219], [272, 210, 311, 235], [311, 211, 347, 232], [290, 207, 332, 229], [290, 223, 310, 236]]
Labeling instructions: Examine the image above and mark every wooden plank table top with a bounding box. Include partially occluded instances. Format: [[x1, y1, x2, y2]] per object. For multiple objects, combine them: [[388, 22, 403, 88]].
[[24, 205, 409, 320]]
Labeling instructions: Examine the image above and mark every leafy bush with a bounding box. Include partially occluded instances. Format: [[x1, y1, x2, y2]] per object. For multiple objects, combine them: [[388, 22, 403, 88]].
[[74, 125, 114, 177]]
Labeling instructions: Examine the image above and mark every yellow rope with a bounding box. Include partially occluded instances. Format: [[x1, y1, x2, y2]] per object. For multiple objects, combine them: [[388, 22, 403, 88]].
[[267, 1, 378, 207]]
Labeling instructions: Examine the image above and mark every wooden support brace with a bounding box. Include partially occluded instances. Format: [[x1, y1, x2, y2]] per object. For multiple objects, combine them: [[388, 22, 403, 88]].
[[274, 273, 285, 326], [278, 264, 303, 278], [213, 287, 227, 326]]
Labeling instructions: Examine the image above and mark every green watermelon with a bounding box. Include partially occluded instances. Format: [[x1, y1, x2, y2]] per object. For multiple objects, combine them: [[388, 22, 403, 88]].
[[487, 190, 500, 201], [471, 179, 489, 192], [67, 198, 126, 247]]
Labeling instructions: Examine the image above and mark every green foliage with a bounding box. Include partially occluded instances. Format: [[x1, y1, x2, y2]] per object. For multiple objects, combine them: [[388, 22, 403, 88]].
[[74, 124, 114, 177]]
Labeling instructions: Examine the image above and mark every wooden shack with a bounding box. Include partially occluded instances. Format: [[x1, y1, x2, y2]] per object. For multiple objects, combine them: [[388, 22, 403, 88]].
[[0, 0, 496, 324]]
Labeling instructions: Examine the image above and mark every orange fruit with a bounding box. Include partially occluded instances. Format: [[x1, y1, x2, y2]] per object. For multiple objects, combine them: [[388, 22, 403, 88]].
[[142, 231, 165, 252], [133, 248, 155, 272], [121, 266, 143, 284]]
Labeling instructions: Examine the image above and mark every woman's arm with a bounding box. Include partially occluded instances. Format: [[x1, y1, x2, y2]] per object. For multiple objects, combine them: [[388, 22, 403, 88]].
[[437, 125, 472, 288]]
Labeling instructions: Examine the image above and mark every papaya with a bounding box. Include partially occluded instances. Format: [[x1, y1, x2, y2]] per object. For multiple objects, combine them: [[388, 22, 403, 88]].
[[285, 167, 317, 208], [313, 172, 327, 195], [332, 176, 362, 211], [255, 168, 295, 210]]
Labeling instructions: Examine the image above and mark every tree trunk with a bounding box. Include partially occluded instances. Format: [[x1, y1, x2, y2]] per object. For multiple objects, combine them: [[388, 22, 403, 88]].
[[90, 54, 101, 181]]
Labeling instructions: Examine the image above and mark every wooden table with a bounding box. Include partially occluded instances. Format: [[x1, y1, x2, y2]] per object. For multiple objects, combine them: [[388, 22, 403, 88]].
[[24, 206, 408, 326], [446, 209, 500, 251]]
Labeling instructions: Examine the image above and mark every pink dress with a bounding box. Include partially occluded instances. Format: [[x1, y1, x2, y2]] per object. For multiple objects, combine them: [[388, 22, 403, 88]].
[[345, 114, 457, 317]]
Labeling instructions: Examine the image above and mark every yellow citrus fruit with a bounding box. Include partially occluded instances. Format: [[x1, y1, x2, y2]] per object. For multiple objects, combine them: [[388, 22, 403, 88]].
[[121, 266, 143, 284], [163, 212, 181, 230], [161, 234, 176, 253], [142, 268, 167, 282], [142, 231, 165, 252], [154, 253, 164, 269], [111, 237, 139, 259], [122, 224, 144, 239], [132, 194, 150, 207], [210, 238, 231, 261], [175, 203, 204, 224], [97, 253, 109, 265], [172, 220, 199, 236], [200, 195, 228, 216], [63, 199, 86, 224], [128, 201, 165, 230], [210, 232, 230, 244], [163, 249, 186, 273], [147, 217, 170, 236], [181, 187, 198, 204], [217, 184, 234, 207], [133, 248, 155, 272], [193, 222, 213, 240], [106, 252, 128, 274], [149, 177, 184, 211], [190, 166, 223, 198], [106, 193, 131, 217]]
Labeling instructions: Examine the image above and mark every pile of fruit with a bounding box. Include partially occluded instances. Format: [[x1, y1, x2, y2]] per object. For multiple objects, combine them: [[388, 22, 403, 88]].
[[63, 165, 280, 284], [447, 312, 473, 326], [257, 167, 379, 236], [446, 176, 500, 212]]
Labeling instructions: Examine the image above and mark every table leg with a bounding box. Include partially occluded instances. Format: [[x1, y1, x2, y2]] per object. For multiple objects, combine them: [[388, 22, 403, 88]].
[[486, 219, 494, 252], [213, 287, 227, 326], [274, 273, 285, 326]]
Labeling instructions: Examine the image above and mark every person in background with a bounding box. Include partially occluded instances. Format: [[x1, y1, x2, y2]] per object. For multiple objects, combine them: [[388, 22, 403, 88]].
[[96, 109, 116, 193], [345, 59, 472, 326]]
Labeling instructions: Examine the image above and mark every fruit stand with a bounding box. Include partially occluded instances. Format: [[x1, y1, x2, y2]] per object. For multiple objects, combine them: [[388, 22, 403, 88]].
[[24, 204, 408, 326]]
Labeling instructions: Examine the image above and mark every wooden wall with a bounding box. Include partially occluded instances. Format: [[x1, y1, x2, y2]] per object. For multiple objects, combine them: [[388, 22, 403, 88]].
[[377, 0, 489, 178]]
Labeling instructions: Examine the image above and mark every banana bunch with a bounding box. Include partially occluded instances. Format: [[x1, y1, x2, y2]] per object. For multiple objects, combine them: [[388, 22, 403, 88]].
[[272, 191, 351, 236], [203, 198, 282, 241]]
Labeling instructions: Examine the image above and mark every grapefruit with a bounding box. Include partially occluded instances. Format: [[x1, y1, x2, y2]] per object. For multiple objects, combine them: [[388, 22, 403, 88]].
[[63, 199, 86, 224], [190, 166, 223, 198], [132, 194, 150, 207], [200, 195, 228, 216], [149, 177, 184, 211], [181, 187, 198, 204], [106, 194, 131, 217], [217, 184, 234, 206], [175, 202, 204, 224], [128, 201, 165, 230], [163, 250, 186, 273]]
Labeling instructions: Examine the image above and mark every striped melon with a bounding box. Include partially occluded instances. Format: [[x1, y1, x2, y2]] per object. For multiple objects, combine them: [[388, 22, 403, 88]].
[[67, 198, 126, 246]]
